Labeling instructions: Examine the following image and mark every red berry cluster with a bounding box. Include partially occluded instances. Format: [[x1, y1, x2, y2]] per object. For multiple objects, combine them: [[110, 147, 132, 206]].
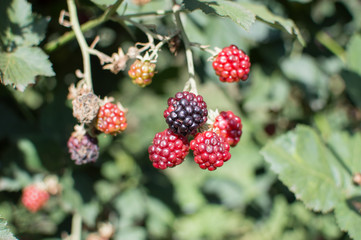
[[148, 91, 243, 171], [21, 184, 50, 212], [212, 45, 251, 83], [68, 82, 128, 165]]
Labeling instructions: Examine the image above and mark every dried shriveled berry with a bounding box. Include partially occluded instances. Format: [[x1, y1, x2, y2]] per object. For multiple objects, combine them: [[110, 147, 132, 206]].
[[148, 129, 190, 169], [213, 111, 242, 147], [96, 102, 127, 135], [68, 131, 99, 164], [190, 131, 231, 171], [212, 45, 251, 82], [128, 59, 156, 87], [163, 91, 208, 136], [72, 92, 100, 124]]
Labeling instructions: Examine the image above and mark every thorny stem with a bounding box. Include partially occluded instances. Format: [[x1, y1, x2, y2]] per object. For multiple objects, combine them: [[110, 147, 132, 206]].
[[67, 0, 93, 89], [173, 4, 198, 95]]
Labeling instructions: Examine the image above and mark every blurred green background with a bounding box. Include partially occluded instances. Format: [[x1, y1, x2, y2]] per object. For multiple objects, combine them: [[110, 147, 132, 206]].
[[1, 0, 361, 239]]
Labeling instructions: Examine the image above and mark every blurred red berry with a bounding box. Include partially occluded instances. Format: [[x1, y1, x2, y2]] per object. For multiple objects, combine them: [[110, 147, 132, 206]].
[[21, 185, 49, 212]]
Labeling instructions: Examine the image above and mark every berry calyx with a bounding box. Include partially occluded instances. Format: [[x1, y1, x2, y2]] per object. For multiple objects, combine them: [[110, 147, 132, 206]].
[[163, 91, 208, 136], [96, 102, 127, 135], [213, 111, 243, 147], [128, 59, 156, 87], [212, 45, 251, 82], [67, 127, 100, 165], [190, 131, 231, 171], [148, 128, 190, 169], [21, 184, 50, 212]]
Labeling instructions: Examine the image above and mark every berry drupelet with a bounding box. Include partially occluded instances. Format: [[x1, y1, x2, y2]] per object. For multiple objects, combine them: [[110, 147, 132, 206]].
[[128, 59, 156, 87], [212, 45, 251, 83], [163, 91, 208, 136], [148, 129, 190, 169], [96, 102, 127, 135], [213, 111, 242, 147], [67, 132, 99, 165], [190, 131, 231, 171]]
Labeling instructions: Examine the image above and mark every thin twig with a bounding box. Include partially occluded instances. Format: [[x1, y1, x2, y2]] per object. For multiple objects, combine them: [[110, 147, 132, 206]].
[[67, 0, 92, 89], [173, 4, 198, 95]]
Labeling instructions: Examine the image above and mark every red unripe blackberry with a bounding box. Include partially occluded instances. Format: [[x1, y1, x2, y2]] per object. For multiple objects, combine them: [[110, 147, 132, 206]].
[[163, 91, 208, 136], [148, 129, 190, 169], [190, 131, 231, 171], [212, 45, 251, 82], [68, 132, 99, 165], [128, 59, 156, 87], [213, 111, 243, 147], [21, 184, 50, 212], [96, 102, 127, 135]]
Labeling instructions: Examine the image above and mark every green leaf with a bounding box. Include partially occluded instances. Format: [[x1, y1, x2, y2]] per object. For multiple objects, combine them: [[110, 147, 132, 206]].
[[335, 198, 361, 240], [261, 125, 350, 212], [241, 2, 305, 46], [0, 46, 54, 91], [0, 0, 49, 47], [281, 55, 329, 110], [346, 34, 361, 75], [0, 217, 17, 240], [327, 131, 361, 174], [17, 138, 45, 172], [342, 70, 361, 108], [183, 0, 256, 31]]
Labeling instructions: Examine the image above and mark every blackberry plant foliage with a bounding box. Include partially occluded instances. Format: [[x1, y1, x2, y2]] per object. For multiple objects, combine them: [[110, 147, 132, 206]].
[[1, 0, 360, 240]]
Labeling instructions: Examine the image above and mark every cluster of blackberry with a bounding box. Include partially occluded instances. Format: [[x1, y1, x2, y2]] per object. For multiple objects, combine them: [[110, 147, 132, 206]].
[[67, 85, 127, 165], [148, 91, 244, 171]]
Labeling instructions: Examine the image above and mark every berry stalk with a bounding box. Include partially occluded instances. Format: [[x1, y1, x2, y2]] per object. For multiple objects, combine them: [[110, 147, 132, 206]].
[[173, 4, 198, 95], [67, 0, 93, 89]]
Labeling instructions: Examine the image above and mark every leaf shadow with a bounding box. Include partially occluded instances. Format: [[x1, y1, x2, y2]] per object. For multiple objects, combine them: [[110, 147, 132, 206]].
[[341, 70, 361, 108], [183, 0, 218, 15], [346, 196, 361, 216]]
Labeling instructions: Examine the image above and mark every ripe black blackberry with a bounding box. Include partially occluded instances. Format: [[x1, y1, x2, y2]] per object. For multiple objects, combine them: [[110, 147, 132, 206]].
[[163, 91, 208, 136], [67, 126, 99, 165]]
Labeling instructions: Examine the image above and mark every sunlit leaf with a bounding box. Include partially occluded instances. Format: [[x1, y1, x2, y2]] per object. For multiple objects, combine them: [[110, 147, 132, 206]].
[[261, 125, 350, 212], [335, 198, 361, 240], [183, 0, 256, 31], [346, 34, 361, 75], [0, 46, 54, 91], [0, 217, 17, 240]]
